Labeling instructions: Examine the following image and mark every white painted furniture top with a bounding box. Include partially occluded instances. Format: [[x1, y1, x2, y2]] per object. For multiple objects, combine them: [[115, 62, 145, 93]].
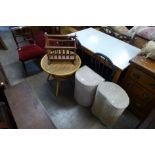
[[71, 28, 141, 70]]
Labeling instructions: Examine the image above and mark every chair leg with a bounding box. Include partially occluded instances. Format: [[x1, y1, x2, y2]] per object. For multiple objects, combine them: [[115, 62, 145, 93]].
[[21, 61, 27, 76]]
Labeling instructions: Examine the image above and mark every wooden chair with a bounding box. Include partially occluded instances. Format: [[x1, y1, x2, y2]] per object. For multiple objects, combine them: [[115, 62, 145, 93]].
[[99, 26, 133, 44], [74, 52, 116, 107], [116, 34, 132, 43], [11, 26, 45, 75], [91, 53, 116, 81], [99, 26, 115, 36], [44, 33, 77, 64], [32, 31, 45, 49]]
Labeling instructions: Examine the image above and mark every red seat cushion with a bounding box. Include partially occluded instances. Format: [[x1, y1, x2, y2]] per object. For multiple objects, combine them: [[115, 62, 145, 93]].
[[18, 44, 45, 61]]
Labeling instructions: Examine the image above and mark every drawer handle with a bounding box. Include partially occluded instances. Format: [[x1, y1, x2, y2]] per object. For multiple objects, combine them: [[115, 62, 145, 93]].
[[133, 72, 140, 80], [149, 83, 155, 89]]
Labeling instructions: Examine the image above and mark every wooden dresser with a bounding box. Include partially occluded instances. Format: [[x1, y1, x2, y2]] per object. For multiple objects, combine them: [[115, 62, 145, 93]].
[[122, 55, 155, 119]]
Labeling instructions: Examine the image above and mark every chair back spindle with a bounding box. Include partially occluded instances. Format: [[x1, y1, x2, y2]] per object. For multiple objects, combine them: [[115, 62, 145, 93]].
[[91, 53, 116, 81]]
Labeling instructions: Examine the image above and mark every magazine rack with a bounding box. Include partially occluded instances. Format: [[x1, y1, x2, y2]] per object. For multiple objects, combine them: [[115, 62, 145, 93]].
[[44, 33, 77, 64]]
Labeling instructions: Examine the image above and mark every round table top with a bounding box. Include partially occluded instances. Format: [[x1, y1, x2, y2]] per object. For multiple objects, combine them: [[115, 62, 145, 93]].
[[41, 54, 81, 77]]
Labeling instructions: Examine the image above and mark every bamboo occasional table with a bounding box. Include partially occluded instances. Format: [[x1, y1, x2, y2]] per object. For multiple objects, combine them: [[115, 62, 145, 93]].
[[41, 54, 81, 96]]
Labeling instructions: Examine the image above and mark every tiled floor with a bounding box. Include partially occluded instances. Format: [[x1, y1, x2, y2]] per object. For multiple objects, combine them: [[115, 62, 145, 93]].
[[0, 27, 141, 128]]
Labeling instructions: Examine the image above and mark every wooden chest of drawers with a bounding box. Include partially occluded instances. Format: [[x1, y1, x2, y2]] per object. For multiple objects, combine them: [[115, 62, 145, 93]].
[[122, 55, 155, 119]]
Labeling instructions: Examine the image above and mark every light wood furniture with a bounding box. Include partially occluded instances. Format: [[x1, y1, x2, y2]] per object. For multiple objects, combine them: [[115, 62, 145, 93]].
[[4, 81, 56, 129], [41, 53, 81, 96], [44, 33, 77, 63], [121, 55, 155, 119], [70, 28, 140, 83]]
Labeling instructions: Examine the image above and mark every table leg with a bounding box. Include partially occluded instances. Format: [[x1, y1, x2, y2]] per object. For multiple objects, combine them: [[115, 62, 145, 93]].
[[56, 79, 59, 96], [47, 74, 51, 80]]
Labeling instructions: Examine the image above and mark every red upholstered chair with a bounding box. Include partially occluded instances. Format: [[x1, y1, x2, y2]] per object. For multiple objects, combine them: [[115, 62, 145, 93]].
[[32, 31, 45, 49], [11, 26, 45, 75]]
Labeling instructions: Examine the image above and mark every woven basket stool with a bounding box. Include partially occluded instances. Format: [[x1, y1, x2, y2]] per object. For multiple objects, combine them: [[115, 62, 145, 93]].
[[74, 65, 105, 107], [91, 82, 129, 126]]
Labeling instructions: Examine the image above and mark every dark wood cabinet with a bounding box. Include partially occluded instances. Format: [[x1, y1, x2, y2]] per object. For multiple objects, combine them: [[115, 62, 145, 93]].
[[121, 56, 155, 119], [0, 63, 16, 128], [0, 64, 8, 102]]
